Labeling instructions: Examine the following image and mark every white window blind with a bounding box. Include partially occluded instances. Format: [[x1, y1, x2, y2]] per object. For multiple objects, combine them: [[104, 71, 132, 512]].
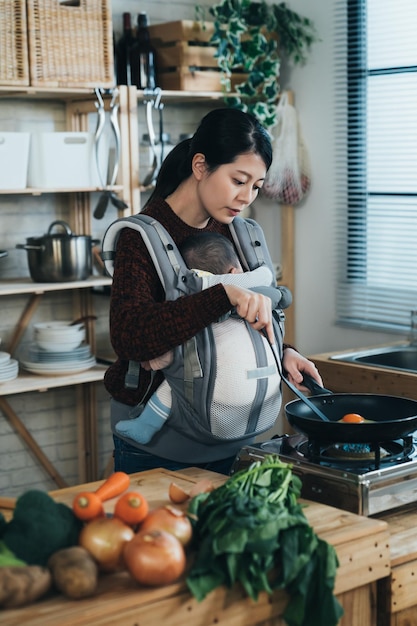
[[335, 0, 417, 334]]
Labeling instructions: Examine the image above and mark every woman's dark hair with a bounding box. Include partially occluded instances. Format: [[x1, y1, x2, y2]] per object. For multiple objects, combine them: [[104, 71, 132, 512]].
[[145, 108, 272, 204]]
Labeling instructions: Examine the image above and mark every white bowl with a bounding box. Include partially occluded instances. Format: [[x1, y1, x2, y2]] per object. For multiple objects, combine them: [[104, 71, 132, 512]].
[[34, 321, 84, 334], [36, 338, 84, 352], [34, 320, 84, 330], [34, 323, 86, 344]]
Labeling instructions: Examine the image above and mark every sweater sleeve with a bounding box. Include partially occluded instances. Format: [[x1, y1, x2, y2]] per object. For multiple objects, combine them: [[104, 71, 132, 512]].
[[109, 227, 233, 363]]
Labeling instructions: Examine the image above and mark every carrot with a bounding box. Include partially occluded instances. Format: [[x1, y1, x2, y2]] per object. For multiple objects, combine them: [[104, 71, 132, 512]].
[[72, 472, 130, 521], [113, 491, 149, 526], [94, 471, 130, 502], [72, 492, 104, 522]]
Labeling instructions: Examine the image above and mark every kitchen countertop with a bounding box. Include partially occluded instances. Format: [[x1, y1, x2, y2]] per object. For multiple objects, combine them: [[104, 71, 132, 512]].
[[309, 345, 417, 400], [0, 467, 390, 626]]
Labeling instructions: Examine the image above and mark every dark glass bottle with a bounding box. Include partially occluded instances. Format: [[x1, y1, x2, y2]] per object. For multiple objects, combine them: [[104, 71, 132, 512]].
[[115, 12, 134, 85], [129, 12, 157, 90]]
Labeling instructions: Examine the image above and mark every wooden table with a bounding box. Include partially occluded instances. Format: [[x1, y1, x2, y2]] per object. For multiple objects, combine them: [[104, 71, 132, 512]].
[[0, 467, 391, 626]]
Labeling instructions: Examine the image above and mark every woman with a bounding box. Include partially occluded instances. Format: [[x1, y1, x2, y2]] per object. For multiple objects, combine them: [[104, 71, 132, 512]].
[[104, 108, 322, 475]]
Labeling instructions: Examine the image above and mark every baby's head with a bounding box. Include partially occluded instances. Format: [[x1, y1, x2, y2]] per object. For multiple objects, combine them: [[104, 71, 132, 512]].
[[179, 232, 243, 275]]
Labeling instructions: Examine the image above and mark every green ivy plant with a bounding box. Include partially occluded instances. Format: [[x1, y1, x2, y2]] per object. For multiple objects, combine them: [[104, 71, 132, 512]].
[[196, 0, 318, 129]]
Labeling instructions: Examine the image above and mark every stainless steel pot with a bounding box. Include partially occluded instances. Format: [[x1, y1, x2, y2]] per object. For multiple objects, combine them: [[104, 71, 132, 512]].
[[16, 220, 97, 282]]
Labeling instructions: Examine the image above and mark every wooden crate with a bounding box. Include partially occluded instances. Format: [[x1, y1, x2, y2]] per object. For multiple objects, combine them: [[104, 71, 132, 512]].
[[0, 0, 29, 86], [26, 0, 114, 88], [156, 68, 246, 93], [156, 41, 219, 71], [148, 19, 215, 44], [148, 20, 243, 93]]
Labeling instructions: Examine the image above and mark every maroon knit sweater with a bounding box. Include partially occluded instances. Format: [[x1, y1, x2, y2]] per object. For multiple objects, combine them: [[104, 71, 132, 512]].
[[104, 197, 290, 407]]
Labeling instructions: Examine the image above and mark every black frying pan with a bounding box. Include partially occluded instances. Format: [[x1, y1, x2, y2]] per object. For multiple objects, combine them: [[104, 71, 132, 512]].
[[284, 375, 417, 443]]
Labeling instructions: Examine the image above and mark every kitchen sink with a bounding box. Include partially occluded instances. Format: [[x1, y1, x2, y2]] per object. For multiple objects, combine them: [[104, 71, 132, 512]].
[[330, 344, 417, 373]]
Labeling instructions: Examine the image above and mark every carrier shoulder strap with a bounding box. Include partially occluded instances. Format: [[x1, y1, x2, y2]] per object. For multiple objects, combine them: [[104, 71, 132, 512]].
[[229, 216, 274, 279], [101, 213, 202, 300]]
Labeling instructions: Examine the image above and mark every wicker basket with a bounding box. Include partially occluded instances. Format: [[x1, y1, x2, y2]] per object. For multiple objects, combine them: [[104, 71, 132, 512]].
[[27, 0, 114, 88], [0, 0, 29, 86]]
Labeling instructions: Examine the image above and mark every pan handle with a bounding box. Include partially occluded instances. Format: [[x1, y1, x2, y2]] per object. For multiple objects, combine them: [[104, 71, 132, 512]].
[[301, 373, 333, 396]]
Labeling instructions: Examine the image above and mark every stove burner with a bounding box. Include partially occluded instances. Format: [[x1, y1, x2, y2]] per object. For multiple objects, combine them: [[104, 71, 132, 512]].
[[298, 435, 415, 470], [325, 442, 388, 460], [324, 443, 389, 461]]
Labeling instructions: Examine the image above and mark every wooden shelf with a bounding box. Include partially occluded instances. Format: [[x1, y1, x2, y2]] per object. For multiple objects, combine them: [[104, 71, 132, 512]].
[[0, 85, 229, 103], [0, 86, 102, 100], [0, 365, 107, 397], [0, 276, 111, 296], [0, 185, 123, 195]]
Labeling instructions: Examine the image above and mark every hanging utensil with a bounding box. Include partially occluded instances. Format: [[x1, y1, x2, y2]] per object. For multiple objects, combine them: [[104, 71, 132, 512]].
[[94, 88, 128, 219], [158, 96, 166, 164], [107, 88, 128, 213], [141, 88, 162, 188], [93, 88, 108, 219]]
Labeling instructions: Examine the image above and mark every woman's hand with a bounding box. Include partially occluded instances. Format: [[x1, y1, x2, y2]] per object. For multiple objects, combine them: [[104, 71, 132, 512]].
[[282, 348, 323, 391], [223, 284, 274, 345]]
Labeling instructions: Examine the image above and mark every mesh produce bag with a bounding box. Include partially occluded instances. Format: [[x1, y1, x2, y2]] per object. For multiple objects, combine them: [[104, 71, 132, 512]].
[[263, 92, 311, 205]]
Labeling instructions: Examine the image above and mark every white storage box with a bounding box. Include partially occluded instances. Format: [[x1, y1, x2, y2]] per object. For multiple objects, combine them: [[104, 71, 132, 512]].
[[0, 132, 30, 190], [27, 132, 108, 189]]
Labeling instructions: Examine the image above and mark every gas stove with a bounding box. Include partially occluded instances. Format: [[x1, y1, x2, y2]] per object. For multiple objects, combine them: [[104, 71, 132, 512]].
[[232, 433, 417, 516]]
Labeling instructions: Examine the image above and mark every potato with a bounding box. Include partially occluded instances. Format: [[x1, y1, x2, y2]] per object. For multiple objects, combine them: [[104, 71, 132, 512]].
[[48, 546, 98, 599], [0, 565, 52, 608]]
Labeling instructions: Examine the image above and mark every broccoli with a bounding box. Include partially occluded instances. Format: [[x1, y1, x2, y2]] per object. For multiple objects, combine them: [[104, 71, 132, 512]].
[[0, 490, 83, 567]]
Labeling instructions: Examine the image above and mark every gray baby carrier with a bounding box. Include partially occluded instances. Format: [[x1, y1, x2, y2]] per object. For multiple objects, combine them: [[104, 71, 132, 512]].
[[102, 213, 289, 445]]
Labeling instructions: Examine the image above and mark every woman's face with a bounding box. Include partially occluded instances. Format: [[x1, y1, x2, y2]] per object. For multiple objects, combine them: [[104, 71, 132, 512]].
[[195, 152, 267, 224]]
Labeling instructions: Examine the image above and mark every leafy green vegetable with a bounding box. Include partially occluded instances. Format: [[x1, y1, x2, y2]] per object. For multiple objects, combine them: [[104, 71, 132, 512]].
[[186, 455, 343, 626]]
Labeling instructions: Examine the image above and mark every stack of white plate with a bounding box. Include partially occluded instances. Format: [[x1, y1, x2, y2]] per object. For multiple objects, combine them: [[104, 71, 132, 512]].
[[0, 351, 19, 383], [21, 321, 96, 376]]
